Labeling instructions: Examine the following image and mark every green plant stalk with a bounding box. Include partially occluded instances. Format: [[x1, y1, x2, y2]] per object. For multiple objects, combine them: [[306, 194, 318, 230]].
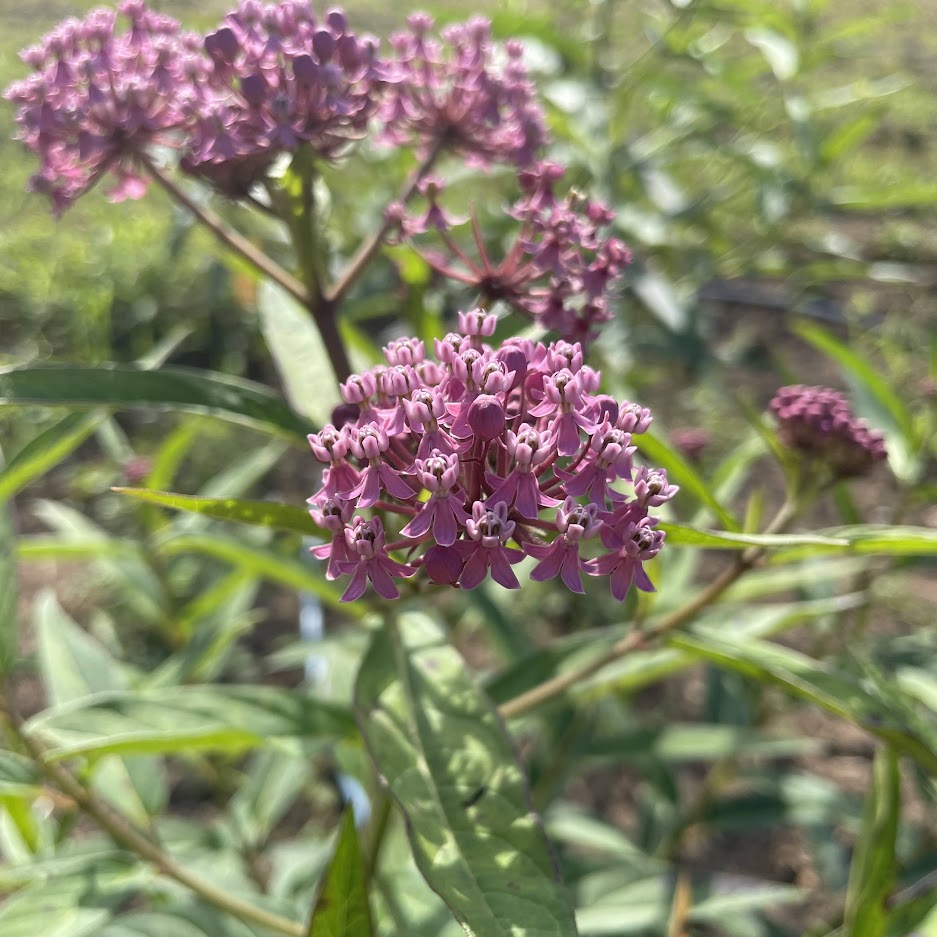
[[498, 498, 799, 720], [2, 703, 305, 937]]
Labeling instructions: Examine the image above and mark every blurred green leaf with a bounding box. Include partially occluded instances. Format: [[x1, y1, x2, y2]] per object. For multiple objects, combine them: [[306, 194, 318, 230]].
[[745, 28, 799, 80], [156, 533, 360, 614], [115, 488, 320, 535], [307, 808, 373, 937], [660, 522, 847, 550], [257, 280, 340, 426], [0, 364, 314, 441], [34, 589, 125, 708], [672, 633, 937, 775], [0, 412, 102, 502], [0, 752, 40, 799], [25, 685, 356, 762], [636, 433, 739, 530], [355, 612, 579, 937], [843, 746, 900, 937]]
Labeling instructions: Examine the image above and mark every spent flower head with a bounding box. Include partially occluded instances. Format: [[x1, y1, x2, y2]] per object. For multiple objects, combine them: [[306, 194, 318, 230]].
[[306, 314, 676, 601]]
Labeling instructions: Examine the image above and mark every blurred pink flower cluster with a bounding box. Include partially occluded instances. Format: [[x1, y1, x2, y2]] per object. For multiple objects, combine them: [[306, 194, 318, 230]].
[[5, 1, 545, 208], [770, 384, 887, 477], [307, 311, 677, 601]]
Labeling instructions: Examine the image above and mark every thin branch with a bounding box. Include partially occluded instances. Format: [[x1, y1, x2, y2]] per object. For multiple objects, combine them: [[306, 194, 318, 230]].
[[4, 704, 305, 937], [325, 139, 445, 306], [139, 154, 311, 309], [498, 499, 798, 720]]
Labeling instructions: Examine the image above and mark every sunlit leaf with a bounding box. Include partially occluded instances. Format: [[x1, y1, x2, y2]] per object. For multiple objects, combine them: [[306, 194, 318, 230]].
[[659, 522, 847, 550], [355, 613, 580, 937], [257, 280, 340, 426], [114, 488, 320, 535]]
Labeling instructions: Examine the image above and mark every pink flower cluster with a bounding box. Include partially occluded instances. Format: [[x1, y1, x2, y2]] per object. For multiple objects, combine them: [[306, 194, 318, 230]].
[[6, 1, 546, 211], [400, 162, 631, 343], [183, 2, 390, 194], [381, 14, 546, 169], [4, 0, 201, 212], [770, 385, 887, 477], [307, 311, 676, 602]]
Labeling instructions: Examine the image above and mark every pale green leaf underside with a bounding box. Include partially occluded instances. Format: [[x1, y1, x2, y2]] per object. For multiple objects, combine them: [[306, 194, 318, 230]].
[[355, 613, 579, 937]]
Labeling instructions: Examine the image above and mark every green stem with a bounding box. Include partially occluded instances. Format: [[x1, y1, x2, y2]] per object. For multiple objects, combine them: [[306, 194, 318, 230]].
[[498, 498, 799, 720], [139, 154, 310, 309], [3, 703, 305, 937]]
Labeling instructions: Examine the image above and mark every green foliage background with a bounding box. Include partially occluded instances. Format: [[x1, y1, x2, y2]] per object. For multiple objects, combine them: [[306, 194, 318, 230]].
[[1, 2, 937, 936]]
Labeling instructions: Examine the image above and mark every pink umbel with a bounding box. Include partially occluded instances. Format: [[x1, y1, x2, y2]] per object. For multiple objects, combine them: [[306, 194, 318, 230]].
[[306, 316, 677, 601]]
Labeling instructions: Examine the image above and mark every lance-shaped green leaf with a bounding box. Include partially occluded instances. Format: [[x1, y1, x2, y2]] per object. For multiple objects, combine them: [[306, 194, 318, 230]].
[[354, 612, 579, 937], [0, 411, 103, 503], [115, 488, 321, 535], [635, 433, 739, 531], [307, 808, 374, 937], [257, 280, 341, 426], [843, 746, 900, 937], [671, 633, 937, 776], [0, 364, 314, 441], [659, 523, 848, 551], [25, 684, 357, 762]]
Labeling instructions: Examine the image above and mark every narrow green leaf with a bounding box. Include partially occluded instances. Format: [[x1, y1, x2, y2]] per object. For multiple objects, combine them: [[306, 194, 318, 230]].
[[671, 633, 937, 776], [636, 433, 739, 530], [25, 685, 356, 762], [156, 533, 364, 615], [843, 747, 900, 937], [659, 522, 848, 550], [115, 488, 320, 534], [0, 412, 102, 502], [0, 364, 314, 441], [306, 808, 374, 937], [257, 280, 340, 426], [0, 445, 16, 676], [354, 613, 580, 937]]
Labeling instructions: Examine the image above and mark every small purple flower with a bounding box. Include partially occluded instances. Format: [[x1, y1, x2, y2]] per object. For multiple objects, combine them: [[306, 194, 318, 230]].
[[487, 425, 558, 518], [562, 420, 636, 504], [308, 495, 354, 580], [529, 498, 600, 594], [402, 452, 469, 546], [337, 516, 416, 601], [458, 500, 525, 590], [586, 515, 664, 601], [342, 422, 414, 507], [632, 465, 679, 508]]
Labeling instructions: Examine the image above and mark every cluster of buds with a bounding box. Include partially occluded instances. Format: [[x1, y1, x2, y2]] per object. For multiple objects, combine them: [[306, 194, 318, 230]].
[[381, 14, 545, 169], [399, 161, 631, 343], [6, 1, 546, 212], [307, 311, 677, 602], [770, 385, 887, 478]]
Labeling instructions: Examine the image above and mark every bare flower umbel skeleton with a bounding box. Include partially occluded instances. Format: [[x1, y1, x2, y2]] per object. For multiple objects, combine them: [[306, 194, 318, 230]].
[[307, 312, 677, 601]]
